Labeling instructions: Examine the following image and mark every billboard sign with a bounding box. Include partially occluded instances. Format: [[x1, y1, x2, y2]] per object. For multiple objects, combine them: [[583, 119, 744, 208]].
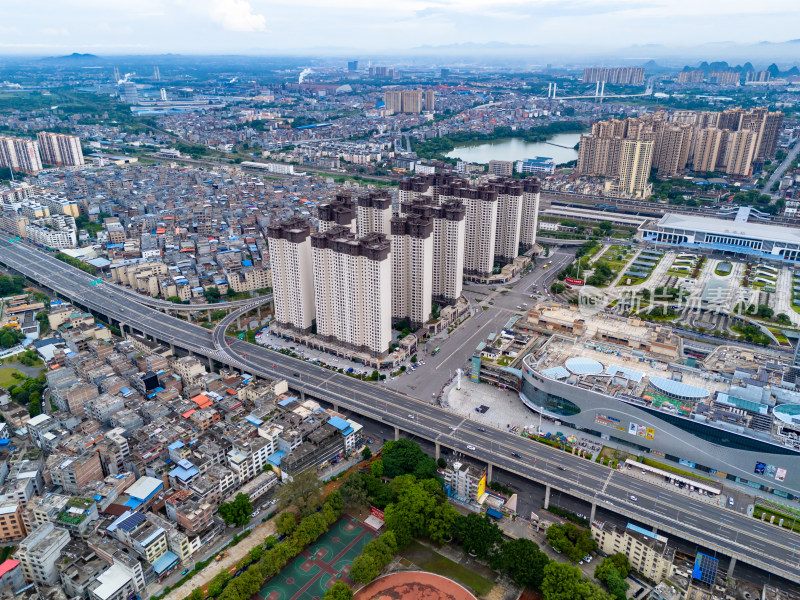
[[776, 468, 788, 482], [566, 277, 584, 286], [476, 472, 487, 498], [755, 462, 766, 475], [369, 506, 385, 520]]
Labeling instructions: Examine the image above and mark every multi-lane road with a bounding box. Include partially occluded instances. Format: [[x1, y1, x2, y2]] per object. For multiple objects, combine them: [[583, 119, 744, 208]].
[[1, 239, 799, 585]]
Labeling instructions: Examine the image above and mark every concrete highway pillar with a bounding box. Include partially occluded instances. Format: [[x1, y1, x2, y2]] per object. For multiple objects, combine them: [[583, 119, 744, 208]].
[[208, 356, 215, 373], [435, 442, 440, 460], [237, 316, 242, 329], [257, 306, 262, 319], [590, 502, 597, 522], [333, 403, 340, 413], [544, 484, 551, 509], [394, 426, 400, 441], [169, 343, 175, 355], [207, 310, 211, 321], [186, 311, 192, 322], [728, 556, 736, 577], [487, 463, 493, 481]]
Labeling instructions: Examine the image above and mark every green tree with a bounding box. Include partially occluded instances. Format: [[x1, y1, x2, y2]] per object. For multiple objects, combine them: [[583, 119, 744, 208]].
[[218, 494, 253, 527], [326, 490, 344, 514], [363, 537, 394, 566], [276, 470, 323, 517], [350, 554, 380, 583], [204, 287, 221, 303], [362, 446, 373, 459], [492, 538, 551, 589], [207, 570, 231, 597], [546, 523, 597, 563], [540, 562, 611, 600], [455, 513, 503, 560], [340, 474, 369, 510], [188, 587, 204, 600], [594, 554, 630, 581], [604, 571, 628, 600], [427, 501, 459, 545], [276, 512, 297, 536], [324, 582, 353, 600], [383, 477, 438, 548], [437, 457, 447, 469], [381, 439, 437, 479], [297, 512, 328, 543], [370, 460, 384, 478], [550, 282, 567, 295]]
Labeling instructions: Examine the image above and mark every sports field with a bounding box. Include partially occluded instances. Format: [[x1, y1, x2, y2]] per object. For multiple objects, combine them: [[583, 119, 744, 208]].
[[256, 517, 376, 600]]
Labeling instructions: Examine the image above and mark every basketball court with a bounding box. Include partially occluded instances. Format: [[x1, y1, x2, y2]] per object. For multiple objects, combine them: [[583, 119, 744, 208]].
[[256, 517, 376, 600]]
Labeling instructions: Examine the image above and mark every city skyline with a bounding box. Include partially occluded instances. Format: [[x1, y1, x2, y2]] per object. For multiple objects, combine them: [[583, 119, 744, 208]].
[[1, 0, 799, 56]]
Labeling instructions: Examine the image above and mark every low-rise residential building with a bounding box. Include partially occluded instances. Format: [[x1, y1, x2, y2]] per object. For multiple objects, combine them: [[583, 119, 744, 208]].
[[16, 522, 71, 584], [592, 521, 676, 583]]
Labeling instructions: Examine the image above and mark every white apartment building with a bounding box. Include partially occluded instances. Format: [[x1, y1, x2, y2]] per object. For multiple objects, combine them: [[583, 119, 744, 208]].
[[267, 217, 316, 333], [36, 132, 85, 167], [519, 179, 541, 251], [0, 136, 43, 175], [463, 187, 499, 279], [356, 192, 392, 236], [311, 228, 392, 355], [227, 437, 273, 484], [37, 192, 80, 217], [390, 213, 433, 328], [591, 521, 676, 583], [430, 201, 466, 305], [494, 181, 524, 264], [16, 522, 71, 585], [26, 214, 77, 249]]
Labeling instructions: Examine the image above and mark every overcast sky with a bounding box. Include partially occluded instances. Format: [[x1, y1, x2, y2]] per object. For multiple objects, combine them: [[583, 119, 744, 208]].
[[0, 0, 798, 55]]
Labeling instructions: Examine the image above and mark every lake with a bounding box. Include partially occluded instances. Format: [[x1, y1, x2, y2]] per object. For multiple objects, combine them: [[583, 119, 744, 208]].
[[445, 132, 582, 165]]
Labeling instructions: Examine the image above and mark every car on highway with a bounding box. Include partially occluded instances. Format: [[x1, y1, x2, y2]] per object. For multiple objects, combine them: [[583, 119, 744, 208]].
[[251, 509, 260, 518], [449, 426, 457, 430], [557, 466, 566, 471], [293, 372, 300, 377], [408, 414, 415, 420], [630, 495, 638, 501], [466, 445, 476, 451], [511, 452, 521, 458], [477, 427, 486, 432], [728, 497, 735, 506], [182, 568, 190, 575]]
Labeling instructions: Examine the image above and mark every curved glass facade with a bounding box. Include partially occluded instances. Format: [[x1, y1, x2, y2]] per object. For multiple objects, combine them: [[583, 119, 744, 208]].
[[521, 377, 581, 416]]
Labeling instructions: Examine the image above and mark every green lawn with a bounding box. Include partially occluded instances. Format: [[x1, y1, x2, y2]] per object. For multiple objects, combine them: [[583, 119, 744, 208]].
[[401, 540, 494, 596], [0, 367, 23, 389]]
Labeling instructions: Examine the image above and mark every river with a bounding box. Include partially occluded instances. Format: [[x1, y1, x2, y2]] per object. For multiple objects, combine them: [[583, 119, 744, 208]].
[[445, 132, 582, 165]]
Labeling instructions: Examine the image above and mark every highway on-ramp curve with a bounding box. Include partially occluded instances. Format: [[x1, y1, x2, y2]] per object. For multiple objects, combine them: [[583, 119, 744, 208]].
[[2, 239, 799, 584]]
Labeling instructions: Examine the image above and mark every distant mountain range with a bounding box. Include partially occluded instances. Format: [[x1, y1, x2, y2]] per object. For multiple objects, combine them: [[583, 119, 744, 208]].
[[39, 53, 103, 63]]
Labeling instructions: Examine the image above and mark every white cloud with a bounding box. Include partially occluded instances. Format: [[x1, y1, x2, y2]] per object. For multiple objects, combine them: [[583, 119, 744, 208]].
[[207, 0, 267, 32]]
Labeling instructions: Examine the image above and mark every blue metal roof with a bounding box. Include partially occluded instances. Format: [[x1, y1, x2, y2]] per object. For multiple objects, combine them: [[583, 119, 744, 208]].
[[327, 416, 350, 431], [627, 523, 657, 539], [268, 451, 286, 466], [153, 551, 179, 574], [170, 466, 199, 481], [486, 508, 503, 519]]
